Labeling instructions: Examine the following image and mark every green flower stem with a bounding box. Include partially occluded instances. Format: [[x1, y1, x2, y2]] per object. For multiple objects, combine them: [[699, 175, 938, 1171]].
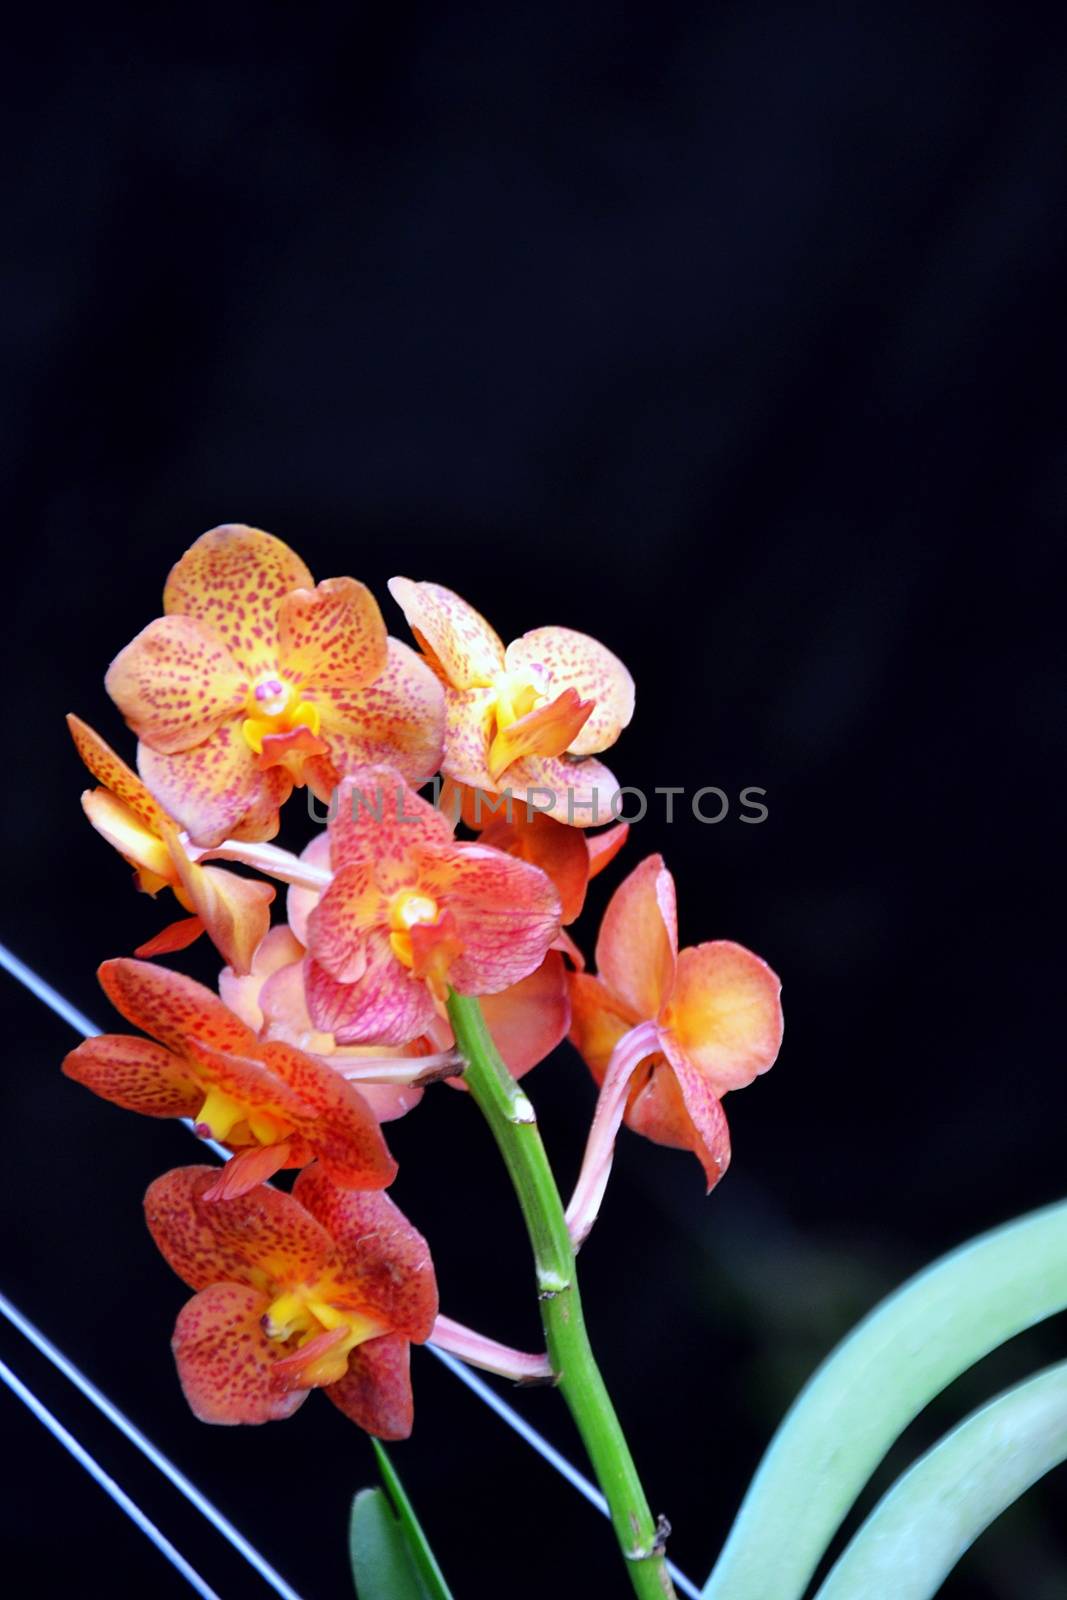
[[447, 991, 676, 1600]]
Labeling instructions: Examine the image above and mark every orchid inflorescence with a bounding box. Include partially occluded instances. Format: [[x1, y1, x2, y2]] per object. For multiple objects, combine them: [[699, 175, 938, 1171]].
[[64, 523, 782, 1595]]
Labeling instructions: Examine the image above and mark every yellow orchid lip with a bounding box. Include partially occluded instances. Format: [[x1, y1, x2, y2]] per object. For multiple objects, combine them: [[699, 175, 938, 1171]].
[[261, 1284, 384, 1384], [387, 889, 441, 967], [192, 1085, 292, 1147]]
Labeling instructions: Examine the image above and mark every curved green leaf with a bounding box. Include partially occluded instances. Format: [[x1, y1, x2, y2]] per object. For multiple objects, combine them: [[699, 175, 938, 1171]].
[[350, 1444, 453, 1600], [814, 1360, 1067, 1599], [371, 1441, 453, 1600], [703, 1197, 1067, 1599]]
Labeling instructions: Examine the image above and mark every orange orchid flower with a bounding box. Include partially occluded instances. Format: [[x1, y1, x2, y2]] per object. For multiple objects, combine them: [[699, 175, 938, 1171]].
[[389, 577, 634, 825], [145, 1164, 437, 1437], [567, 854, 783, 1241], [302, 767, 562, 1046], [67, 714, 274, 974], [63, 958, 397, 1199], [106, 525, 445, 846]]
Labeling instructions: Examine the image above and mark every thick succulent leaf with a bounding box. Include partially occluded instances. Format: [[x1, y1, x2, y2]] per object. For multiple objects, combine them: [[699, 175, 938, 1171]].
[[349, 1443, 453, 1600], [814, 1360, 1067, 1600], [703, 1198, 1067, 1600]]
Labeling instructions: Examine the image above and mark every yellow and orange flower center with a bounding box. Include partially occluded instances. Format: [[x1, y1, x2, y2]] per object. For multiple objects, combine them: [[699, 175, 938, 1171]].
[[193, 1085, 293, 1148], [485, 663, 594, 781], [241, 675, 321, 755], [387, 889, 441, 968], [262, 1282, 384, 1385]]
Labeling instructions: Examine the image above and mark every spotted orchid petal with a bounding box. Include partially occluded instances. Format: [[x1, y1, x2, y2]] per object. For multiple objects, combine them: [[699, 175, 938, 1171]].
[[305, 638, 446, 796], [306, 934, 438, 1047], [162, 524, 313, 679], [294, 1166, 438, 1341], [388, 577, 505, 689], [662, 940, 784, 1096], [328, 768, 452, 873], [171, 1281, 309, 1425], [145, 1166, 333, 1293], [106, 615, 248, 756], [97, 958, 256, 1056], [595, 854, 678, 1021], [67, 714, 167, 833], [255, 1040, 397, 1188], [479, 810, 592, 924], [62, 1033, 201, 1118], [277, 576, 388, 689], [139, 719, 292, 847], [423, 843, 562, 996], [326, 1332, 414, 1439], [505, 625, 634, 757], [438, 683, 497, 790], [503, 750, 623, 828]]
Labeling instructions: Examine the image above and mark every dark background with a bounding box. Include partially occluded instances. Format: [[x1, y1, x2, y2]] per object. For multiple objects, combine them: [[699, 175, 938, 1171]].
[[3, 4, 1065, 1596]]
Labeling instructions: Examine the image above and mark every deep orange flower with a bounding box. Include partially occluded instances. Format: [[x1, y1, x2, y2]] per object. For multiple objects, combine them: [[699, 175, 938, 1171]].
[[68, 714, 274, 974], [63, 958, 397, 1199], [569, 854, 783, 1200], [389, 578, 633, 825], [106, 525, 445, 846], [145, 1164, 437, 1436], [302, 767, 562, 1046]]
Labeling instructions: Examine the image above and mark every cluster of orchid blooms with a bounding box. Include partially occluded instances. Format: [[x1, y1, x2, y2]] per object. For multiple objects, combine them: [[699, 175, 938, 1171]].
[[63, 524, 783, 1444]]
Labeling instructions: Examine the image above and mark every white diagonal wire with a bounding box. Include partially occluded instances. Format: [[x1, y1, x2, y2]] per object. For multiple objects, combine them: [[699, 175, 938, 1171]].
[[1, 937, 700, 1600], [0, 1288, 303, 1600], [428, 1347, 701, 1600], [0, 1354, 222, 1600]]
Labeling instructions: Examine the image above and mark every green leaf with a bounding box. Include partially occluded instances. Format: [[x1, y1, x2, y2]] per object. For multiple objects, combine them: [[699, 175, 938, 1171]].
[[703, 1197, 1067, 1600], [813, 1360, 1067, 1599], [349, 1443, 453, 1600]]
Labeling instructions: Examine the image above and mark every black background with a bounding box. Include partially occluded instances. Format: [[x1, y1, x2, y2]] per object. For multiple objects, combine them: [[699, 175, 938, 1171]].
[[3, 4, 1065, 1597]]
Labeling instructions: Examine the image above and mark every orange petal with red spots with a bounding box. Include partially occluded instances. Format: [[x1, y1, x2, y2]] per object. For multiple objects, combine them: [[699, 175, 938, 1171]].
[[630, 1038, 732, 1192], [328, 767, 452, 873], [305, 933, 437, 1048], [568, 971, 639, 1084], [256, 1040, 398, 1188], [427, 843, 561, 995], [171, 1281, 308, 1424], [305, 638, 446, 797], [163, 524, 314, 679], [388, 577, 504, 689], [294, 1167, 437, 1340], [180, 1037, 311, 1130], [97, 957, 256, 1056], [326, 1332, 413, 1439], [478, 950, 570, 1077], [106, 616, 247, 754], [487, 688, 594, 783], [278, 576, 388, 688], [480, 811, 590, 923], [135, 915, 205, 958], [139, 719, 291, 847], [506, 626, 634, 756], [595, 854, 677, 1021], [145, 1166, 332, 1292], [662, 941, 783, 1096], [67, 715, 167, 833], [504, 751, 622, 828], [63, 1034, 202, 1117]]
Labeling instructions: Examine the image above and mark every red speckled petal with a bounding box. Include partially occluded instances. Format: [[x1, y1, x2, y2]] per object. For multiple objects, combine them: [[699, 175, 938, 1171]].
[[328, 767, 452, 872], [438, 683, 497, 790], [305, 933, 437, 1048], [97, 957, 256, 1055], [135, 915, 205, 959], [304, 864, 379, 983], [506, 626, 634, 757], [106, 616, 247, 755], [145, 1166, 332, 1291], [180, 1037, 313, 1125], [662, 941, 783, 1095], [326, 1333, 413, 1439], [595, 854, 677, 1021], [388, 577, 504, 689], [257, 1040, 398, 1188], [171, 1282, 308, 1425], [568, 971, 640, 1084], [163, 524, 313, 679], [62, 1034, 201, 1117], [431, 843, 561, 996], [306, 638, 446, 795], [294, 1167, 437, 1339], [479, 811, 590, 924], [503, 751, 622, 828], [278, 576, 388, 688], [138, 720, 291, 848], [67, 715, 167, 833], [477, 950, 570, 1078], [629, 1040, 732, 1192]]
